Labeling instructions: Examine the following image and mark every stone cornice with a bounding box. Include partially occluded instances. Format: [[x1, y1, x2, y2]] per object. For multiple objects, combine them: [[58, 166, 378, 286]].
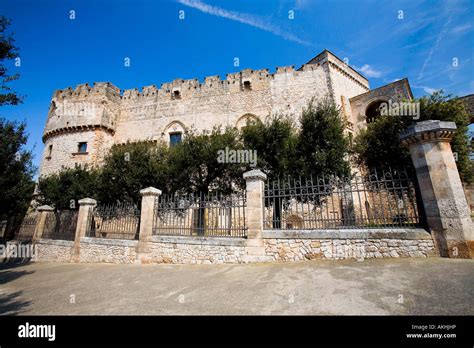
[[78, 198, 97, 206], [243, 169, 267, 181], [42, 124, 115, 143], [327, 61, 370, 91], [140, 187, 162, 196], [400, 120, 457, 146]]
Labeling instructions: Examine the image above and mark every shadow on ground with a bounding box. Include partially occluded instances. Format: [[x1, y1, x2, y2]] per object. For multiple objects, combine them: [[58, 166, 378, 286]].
[[0, 262, 34, 315], [0, 290, 32, 315]]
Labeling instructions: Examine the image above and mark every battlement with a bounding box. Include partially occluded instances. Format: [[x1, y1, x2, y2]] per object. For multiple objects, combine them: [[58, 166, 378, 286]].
[[43, 49, 372, 142], [44, 82, 122, 141], [49, 49, 371, 105], [118, 64, 314, 101], [53, 82, 121, 100]]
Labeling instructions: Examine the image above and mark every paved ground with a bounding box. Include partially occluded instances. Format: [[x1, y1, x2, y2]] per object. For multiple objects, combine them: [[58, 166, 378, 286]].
[[0, 258, 473, 315]]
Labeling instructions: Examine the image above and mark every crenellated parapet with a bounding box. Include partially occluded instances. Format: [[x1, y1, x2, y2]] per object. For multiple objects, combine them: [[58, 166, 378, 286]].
[[38, 49, 416, 180], [43, 82, 121, 142], [118, 65, 311, 101], [42, 49, 373, 144], [53, 82, 121, 100]]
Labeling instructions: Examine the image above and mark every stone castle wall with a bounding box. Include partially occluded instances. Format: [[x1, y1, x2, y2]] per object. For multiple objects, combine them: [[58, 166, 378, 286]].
[[40, 129, 114, 175], [38, 50, 376, 177]]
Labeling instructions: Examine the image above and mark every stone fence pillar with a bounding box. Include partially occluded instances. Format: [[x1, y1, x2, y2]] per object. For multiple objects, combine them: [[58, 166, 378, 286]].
[[136, 187, 161, 262], [243, 169, 270, 262], [33, 205, 54, 240], [400, 120, 473, 258], [72, 198, 97, 261]]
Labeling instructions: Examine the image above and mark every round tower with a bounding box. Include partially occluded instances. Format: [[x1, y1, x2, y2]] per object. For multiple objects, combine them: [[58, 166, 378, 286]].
[[39, 82, 121, 177]]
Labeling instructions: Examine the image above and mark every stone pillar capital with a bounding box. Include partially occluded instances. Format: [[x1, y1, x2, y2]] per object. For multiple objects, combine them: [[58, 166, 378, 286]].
[[243, 169, 267, 182], [400, 120, 457, 146], [37, 205, 55, 212], [140, 187, 162, 197], [78, 198, 97, 206]]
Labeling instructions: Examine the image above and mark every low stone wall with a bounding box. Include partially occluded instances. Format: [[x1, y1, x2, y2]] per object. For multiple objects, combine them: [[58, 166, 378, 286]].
[[263, 229, 438, 261], [29, 229, 438, 264], [79, 237, 138, 264], [145, 235, 247, 264], [33, 239, 74, 262]]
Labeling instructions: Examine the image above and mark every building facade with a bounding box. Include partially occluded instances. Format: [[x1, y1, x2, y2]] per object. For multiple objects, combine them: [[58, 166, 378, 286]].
[[39, 49, 413, 177]]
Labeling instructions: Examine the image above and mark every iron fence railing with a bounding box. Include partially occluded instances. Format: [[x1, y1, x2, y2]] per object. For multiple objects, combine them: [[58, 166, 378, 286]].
[[14, 214, 38, 242], [86, 202, 140, 240], [42, 210, 78, 241], [264, 168, 421, 230], [153, 191, 247, 237]]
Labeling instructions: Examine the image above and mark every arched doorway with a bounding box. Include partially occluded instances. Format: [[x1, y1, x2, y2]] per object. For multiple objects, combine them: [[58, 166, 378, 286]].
[[365, 100, 387, 124]]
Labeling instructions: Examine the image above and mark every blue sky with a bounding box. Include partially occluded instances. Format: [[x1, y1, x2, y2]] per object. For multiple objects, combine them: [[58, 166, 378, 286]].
[[1, 0, 473, 174]]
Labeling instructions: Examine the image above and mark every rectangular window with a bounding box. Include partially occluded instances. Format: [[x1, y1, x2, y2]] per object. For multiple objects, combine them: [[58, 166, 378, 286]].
[[46, 144, 53, 159], [78, 142, 88, 153], [169, 132, 182, 147]]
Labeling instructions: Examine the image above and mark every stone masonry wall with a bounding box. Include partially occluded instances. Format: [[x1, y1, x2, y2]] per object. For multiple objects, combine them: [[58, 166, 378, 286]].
[[38, 50, 381, 177], [79, 238, 138, 263], [33, 239, 74, 262], [113, 65, 332, 143], [32, 236, 247, 264], [40, 129, 114, 176], [146, 236, 247, 264], [29, 232, 439, 264], [264, 238, 437, 262]]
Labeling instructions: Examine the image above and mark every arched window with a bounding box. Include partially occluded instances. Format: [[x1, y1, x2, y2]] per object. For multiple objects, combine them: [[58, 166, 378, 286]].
[[163, 121, 186, 146]]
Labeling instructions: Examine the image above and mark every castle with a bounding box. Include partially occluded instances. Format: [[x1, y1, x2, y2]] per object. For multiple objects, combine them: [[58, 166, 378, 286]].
[[39, 50, 413, 177]]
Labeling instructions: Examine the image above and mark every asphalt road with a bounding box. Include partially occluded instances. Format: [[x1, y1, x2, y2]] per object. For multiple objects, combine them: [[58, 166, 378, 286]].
[[0, 258, 473, 315]]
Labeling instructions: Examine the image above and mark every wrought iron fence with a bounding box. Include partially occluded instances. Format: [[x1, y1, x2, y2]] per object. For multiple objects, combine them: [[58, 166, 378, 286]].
[[153, 191, 247, 237], [14, 214, 38, 242], [42, 210, 78, 241], [86, 202, 140, 240], [264, 168, 421, 230]]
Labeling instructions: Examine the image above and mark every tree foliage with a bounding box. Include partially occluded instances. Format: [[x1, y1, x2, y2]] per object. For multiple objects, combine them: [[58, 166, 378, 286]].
[[167, 126, 248, 194], [97, 141, 169, 204], [0, 118, 35, 220], [353, 91, 473, 183], [296, 98, 350, 178], [36, 166, 99, 210], [241, 114, 298, 181], [352, 115, 411, 171], [0, 16, 22, 106]]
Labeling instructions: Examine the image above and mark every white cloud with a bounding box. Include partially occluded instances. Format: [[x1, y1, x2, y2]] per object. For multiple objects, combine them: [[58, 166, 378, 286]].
[[452, 23, 472, 34], [412, 84, 440, 95], [353, 64, 382, 78], [417, 10, 454, 80], [176, 0, 311, 46], [423, 86, 438, 94]]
